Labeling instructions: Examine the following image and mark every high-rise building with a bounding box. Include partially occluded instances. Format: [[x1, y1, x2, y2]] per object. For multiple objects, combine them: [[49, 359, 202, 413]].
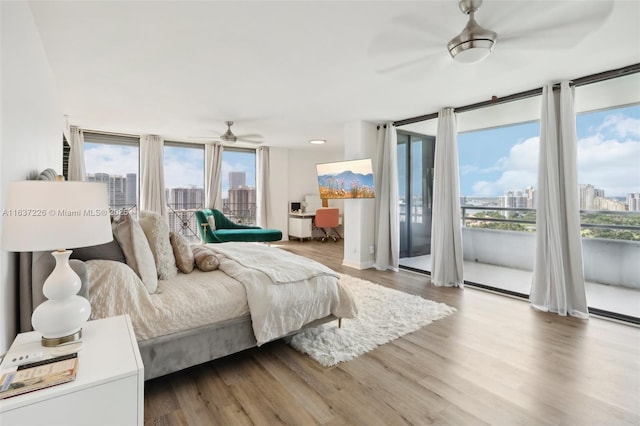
[[500, 190, 529, 217], [87, 172, 130, 209], [228, 186, 256, 224], [627, 193, 640, 212], [229, 171, 246, 189]]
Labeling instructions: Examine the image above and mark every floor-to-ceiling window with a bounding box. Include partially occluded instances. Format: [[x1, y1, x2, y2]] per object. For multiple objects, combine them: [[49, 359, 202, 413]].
[[163, 142, 204, 241], [397, 130, 435, 261], [83, 132, 140, 215], [221, 148, 257, 225]]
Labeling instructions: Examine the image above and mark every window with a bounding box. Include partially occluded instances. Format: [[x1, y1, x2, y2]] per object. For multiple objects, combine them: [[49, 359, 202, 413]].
[[164, 143, 205, 241], [576, 104, 640, 241], [84, 132, 139, 215], [221, 148, 256, 225], [458, 120, 540, 231]]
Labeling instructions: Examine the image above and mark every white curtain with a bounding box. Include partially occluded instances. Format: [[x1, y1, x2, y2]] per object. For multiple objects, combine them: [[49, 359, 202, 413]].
[[256, 146, 270, 228], [139, 134, 167, 218], [530, 82, 588, 319], [205, 143, 223, 210], [374, 123, 399, 271], [68, 126, 86, 181], [430, 108, 464, 287]]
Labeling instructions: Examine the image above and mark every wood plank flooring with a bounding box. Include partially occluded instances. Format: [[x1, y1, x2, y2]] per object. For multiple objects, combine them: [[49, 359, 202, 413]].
[[144, 240, 640, 425]]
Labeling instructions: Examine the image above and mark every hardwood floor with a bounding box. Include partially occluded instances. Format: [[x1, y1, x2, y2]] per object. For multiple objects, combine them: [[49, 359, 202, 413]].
[[144, 240, 640, 425]]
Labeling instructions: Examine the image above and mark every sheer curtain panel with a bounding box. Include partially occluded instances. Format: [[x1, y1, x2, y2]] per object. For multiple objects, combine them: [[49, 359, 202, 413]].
[[374, 123, 400, 271], [205, 143, 223, 210], [530, 82, 588, 319], [140, 135, 167, 218], [256, 146, 270, 228], [68, 126, 86, 181], [430, 108, 464, 287]]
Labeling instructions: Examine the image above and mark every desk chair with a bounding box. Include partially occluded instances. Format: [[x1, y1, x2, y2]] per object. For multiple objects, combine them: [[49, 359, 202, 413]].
[[314, 208, 341, 242]]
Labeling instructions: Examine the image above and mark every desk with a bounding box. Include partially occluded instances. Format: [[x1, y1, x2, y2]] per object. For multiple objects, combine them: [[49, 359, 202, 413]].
[[288, 212, 315, 240], [288, 211, 343, 241]]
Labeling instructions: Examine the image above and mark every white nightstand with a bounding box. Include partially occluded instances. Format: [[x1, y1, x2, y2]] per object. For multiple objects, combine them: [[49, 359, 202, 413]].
[[0, 315, 144, 426]]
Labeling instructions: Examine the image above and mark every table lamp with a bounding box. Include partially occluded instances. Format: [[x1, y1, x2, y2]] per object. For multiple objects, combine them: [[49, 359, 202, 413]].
[[2, 180, 113, 346]]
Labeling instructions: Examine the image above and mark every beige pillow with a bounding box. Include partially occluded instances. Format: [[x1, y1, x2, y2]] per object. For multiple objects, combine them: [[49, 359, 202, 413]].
[[138, 211, 178, 280], [192, 245, 220, 272], [169, 232, 194, 274], [112, 214, 158, 293], [207, 215, 216, 231]]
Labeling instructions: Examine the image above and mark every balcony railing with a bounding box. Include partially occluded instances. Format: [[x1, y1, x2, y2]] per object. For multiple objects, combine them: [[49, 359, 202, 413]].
[[222, 202, 256, 226], [167, 203, 203, 242], [461, 205, 640, 240]]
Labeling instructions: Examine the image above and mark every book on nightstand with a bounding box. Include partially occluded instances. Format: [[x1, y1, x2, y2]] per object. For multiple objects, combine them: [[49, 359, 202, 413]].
[[0, 353, 78, 399]]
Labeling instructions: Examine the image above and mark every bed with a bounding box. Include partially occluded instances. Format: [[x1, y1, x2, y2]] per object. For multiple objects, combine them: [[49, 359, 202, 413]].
[[25, 230, 357, 380]]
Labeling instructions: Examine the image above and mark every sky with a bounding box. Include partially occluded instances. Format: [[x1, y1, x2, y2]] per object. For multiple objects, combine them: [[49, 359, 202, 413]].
[[84, 104, 639, 201], [84, 144, 256, 198], [458, 104, 640, 198]]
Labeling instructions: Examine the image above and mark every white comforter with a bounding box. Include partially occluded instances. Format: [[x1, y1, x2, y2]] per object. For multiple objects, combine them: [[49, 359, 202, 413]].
[[207, 243, 357, 345]]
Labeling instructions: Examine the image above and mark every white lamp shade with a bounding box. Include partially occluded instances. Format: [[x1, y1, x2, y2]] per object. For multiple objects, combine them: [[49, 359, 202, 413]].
[[2, 181, 113, 252]]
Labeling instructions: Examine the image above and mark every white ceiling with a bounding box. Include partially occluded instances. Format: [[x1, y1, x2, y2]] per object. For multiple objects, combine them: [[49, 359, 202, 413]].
[[28, 0, 640, 149]]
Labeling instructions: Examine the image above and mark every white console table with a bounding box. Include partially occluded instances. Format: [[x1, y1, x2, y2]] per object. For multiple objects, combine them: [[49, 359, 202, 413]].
[[0, 315, 144, 426]]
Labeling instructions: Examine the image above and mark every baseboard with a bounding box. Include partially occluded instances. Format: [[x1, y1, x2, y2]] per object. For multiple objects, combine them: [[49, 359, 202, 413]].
[[342, 259, 375, 270]]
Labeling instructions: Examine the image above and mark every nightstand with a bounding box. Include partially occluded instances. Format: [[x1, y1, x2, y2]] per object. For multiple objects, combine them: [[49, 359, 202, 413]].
[[0, 315, 144, 425]]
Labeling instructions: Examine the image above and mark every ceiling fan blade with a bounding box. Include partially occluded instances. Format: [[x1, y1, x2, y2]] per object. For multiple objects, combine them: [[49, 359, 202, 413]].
[[235, 133, 263, 139], [489, 0, 614, 50], [236, 139, 263, 145]]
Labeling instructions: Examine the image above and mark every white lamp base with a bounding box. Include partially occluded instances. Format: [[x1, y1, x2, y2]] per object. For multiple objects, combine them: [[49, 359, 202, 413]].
[[31, 250, 91, 347]]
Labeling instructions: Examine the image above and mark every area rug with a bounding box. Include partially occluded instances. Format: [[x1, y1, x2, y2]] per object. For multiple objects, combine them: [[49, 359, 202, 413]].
[[287, 274, 456, 367]]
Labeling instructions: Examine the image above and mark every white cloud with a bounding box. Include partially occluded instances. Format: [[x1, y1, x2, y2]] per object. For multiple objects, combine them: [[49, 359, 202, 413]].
[[85, 144, 138, 177], [470, 136, 539, 196]]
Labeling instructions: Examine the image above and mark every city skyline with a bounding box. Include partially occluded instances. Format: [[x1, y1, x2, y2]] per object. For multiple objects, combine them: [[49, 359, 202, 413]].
[[458, 104, 639, 198]]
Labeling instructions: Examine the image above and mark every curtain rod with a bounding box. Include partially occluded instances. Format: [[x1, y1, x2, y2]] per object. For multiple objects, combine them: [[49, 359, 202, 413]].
[[82, 129, 140, 138], [393, 63, 640, 127]]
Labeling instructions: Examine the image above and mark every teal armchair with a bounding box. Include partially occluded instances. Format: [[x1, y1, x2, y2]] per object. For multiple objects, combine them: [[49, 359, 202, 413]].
[[195, 209, 282, 243]]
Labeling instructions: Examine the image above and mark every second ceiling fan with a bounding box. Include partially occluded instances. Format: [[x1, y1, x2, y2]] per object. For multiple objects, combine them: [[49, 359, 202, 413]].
[[219, 121, 262, 144]]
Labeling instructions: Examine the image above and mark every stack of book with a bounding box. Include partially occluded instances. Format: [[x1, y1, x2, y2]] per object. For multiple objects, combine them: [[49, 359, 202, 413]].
[[0, 353, 78, 399]]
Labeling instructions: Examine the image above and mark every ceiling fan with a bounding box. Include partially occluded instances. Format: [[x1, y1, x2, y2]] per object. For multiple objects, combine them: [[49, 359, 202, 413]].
[[191, 121, 263, 144], [370, 0, 614, 75], [447, 0, 497, 64], [220, 121, 262, 144]]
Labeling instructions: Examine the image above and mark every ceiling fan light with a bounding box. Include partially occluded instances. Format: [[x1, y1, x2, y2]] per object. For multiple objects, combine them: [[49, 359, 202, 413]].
[[447, 13, 497, 64], [448, 38, 495, 63]]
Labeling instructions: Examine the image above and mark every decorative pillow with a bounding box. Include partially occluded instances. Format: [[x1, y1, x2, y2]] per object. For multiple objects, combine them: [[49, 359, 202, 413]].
[[192, 245, 220, 272], [138, 211, 178, 280], [207, 215, 216, 231], [111, 214, 158, 293], [71, 239, 126, 263], [169, 232, 194, 274]]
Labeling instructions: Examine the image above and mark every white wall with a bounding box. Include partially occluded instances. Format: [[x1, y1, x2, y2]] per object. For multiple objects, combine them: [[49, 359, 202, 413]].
[[0, 2, 64, 351], [287, 145, 344, 205], [342, 121, 377, 270], [267, 147, 289, 237]]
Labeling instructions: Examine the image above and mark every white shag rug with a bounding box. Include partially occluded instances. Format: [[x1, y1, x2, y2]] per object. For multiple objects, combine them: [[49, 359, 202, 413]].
[[287, 274, 456, 367]]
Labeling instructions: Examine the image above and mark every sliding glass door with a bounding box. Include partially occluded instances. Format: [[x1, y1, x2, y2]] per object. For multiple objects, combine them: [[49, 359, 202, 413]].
[[397, 131, 436, 259]]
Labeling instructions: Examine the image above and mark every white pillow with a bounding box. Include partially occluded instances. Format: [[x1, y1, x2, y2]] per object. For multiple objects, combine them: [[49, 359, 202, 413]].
[[207, 215, 216, 231], [139, 211, 178, 280], [111, 214, 158, 293]]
